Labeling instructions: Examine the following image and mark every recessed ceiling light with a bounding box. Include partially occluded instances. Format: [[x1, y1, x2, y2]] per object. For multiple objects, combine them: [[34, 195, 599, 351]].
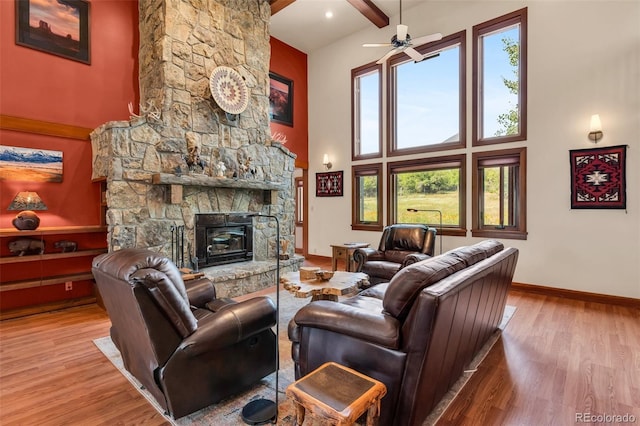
[[325, 11, 333, 19]]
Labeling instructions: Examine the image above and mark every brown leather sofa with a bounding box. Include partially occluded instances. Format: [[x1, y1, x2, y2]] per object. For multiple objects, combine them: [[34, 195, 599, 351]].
[[353, 223, 437, 286], [289, 240, 518, 426], [92, 248, 277, 419]]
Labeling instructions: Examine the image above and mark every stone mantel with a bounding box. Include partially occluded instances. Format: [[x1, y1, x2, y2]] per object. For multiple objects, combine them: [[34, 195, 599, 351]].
[[151, 173, 286, 191]]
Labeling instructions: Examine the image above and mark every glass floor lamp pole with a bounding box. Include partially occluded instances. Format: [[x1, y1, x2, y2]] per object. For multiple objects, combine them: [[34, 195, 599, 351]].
[[242, 213, 280, 424]]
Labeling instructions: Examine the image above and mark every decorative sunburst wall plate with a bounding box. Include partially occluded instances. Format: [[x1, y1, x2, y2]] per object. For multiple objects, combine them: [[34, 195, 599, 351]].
[[209, 66, 249, 115]]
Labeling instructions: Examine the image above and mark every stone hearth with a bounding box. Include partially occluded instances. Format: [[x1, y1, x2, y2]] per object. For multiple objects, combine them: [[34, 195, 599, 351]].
[[90, 0, 301, 297]]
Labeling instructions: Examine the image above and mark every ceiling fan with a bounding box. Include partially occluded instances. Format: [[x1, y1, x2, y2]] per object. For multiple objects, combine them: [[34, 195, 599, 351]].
[[363, 0, 442, 64]]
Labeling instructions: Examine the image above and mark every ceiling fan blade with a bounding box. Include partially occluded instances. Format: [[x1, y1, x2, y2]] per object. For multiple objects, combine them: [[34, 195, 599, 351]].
[[376, 48, 401, 64], [396, 24, 408, 42], [404, 47, 423, 62], [363, 43, 393, 48], [410, 32, 443, 46]]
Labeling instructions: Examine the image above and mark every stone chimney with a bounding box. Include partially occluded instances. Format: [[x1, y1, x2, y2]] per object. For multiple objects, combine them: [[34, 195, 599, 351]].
[[91, 0, 299, 296]]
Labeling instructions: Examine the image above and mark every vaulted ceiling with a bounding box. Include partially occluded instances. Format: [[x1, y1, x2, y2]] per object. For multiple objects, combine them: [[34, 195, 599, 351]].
[[269, 0, 424, 53]]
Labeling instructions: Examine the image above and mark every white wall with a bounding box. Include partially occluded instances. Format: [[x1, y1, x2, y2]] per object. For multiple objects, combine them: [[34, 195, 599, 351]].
[[306, 1, 640, 298]]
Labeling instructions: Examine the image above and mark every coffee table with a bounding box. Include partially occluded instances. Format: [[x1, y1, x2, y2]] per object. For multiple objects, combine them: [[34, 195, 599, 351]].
[[281, 271, 369, 302]]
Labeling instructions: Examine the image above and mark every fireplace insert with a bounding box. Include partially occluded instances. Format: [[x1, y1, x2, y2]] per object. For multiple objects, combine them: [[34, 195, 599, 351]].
[[195, 213, 253, 268]]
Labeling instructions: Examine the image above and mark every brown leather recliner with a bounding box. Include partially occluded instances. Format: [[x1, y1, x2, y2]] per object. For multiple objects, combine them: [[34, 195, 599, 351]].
[[353, 223, 437, 286], [289, 240, 518, 426], [92, 248, 277, 419]]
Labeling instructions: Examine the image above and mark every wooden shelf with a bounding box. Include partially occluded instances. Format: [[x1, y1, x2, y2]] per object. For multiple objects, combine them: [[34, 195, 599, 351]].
[[0, 226, 107, 237], [0, 273, 96, 292], [0, 249, 107, 265]]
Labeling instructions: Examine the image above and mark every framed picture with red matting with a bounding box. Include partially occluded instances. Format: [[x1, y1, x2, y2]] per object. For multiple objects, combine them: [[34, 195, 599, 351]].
[[569, 145, 627, 209], [316, 171, 343, 197]]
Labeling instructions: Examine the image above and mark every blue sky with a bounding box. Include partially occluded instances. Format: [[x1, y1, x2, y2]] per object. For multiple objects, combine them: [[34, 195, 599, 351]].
[[358, 26, 518, 153]]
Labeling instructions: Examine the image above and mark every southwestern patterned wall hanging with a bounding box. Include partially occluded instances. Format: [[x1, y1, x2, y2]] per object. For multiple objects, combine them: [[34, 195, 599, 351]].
[[569, 145, 627, 209], [316, 171, 343, 197]]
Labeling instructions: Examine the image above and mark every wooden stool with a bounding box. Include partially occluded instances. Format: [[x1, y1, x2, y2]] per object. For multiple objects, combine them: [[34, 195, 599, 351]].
[[285, 362, 387, 426]]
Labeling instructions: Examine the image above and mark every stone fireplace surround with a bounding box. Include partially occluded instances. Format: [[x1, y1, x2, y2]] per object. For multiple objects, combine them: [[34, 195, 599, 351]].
[[90, 0, 302, 298]]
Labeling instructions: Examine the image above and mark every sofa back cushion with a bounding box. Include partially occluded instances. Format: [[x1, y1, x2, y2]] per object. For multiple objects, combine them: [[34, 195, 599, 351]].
[[383, 253, 467, 320], [449, 239, 504, 266], [382, 240, 505, 320]]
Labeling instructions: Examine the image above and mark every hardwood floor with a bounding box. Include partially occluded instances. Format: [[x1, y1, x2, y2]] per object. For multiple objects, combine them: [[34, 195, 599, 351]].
[[1, 257, 638, 425]]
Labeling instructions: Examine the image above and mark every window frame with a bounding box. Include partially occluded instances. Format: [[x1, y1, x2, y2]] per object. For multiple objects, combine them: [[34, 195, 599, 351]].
[[472, 7, 528, 146], [352, 62, 383, 161], [351, 163, 384, 231], [387, 31, 467, 157], [294, 176, 304, 226], [471, 147, 527, 239], [387, 154, 467, 236]]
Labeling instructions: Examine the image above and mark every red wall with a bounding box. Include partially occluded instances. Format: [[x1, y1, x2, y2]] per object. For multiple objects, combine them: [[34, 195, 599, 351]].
[[270, 37, 308, 167], [0, 0, 139, 229]]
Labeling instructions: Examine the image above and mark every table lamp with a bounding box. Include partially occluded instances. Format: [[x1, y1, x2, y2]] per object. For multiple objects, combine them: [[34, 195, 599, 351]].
[[8, 191, 48, 230]]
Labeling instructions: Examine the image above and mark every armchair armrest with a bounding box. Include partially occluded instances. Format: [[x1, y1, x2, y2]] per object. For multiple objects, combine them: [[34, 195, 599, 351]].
[[185, 277, 216, 308], [353, 247, 385, 272], [181, 296, 276, 355], [293, 301, 401, 349], [402, 253, 432, 268]]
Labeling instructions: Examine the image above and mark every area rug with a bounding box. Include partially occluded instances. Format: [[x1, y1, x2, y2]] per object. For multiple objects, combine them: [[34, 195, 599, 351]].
[[94, 290, 515, 425]]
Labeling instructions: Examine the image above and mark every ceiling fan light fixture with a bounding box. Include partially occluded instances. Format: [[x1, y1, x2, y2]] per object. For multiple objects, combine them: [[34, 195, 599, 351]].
[[396, 24, 408, 41]]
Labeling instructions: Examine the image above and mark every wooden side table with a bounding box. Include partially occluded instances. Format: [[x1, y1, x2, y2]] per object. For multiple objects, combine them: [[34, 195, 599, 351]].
[[285, 362, 387, 426], [331, 243, 369, 272]]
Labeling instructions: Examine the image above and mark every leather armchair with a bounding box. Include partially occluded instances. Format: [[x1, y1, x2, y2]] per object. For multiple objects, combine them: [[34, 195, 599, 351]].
[[92, 248, 277, 419], [353, 224, 436, 286]]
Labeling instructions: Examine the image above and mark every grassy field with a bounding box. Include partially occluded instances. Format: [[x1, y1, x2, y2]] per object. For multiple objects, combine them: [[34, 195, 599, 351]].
[[361, 192, 502, 226]]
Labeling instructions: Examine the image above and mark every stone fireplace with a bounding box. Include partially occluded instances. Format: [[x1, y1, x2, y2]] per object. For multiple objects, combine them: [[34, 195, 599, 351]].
[[90, 0, 301, 297]]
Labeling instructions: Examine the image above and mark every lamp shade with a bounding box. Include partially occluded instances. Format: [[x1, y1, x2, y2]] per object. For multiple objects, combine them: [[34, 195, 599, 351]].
[[8, 191, 48, 211], [590, 114, 602, 132], [8, 191, 47, 231]]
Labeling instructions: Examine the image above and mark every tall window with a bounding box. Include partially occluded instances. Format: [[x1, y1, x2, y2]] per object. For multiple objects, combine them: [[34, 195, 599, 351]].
[[295, 177, 304, 226], [352, 62, 382, 160], [472, 148, 527, 239], [388, 31, 466, 156], [352, 164, 383, 231], [388, 155, 466, 236], [473, 8, 527, 145]]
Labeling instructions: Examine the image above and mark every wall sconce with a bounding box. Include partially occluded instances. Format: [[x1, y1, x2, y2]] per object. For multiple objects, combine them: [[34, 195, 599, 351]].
[[588, 114, 603, 143], [7, 191, 48, 230], [322, 154, 332, 170]]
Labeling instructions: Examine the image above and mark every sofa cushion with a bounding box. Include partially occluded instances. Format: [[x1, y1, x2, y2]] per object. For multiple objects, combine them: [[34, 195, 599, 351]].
[[362, 260, 402, 281], [449, 239, 504, 267], [382, 253, 468, 320], [385, 250, 419, 264]]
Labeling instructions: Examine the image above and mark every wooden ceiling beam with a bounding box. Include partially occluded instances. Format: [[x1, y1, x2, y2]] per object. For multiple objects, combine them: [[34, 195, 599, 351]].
[[346, 0, 389, 28], [270, 0, 296, 15]]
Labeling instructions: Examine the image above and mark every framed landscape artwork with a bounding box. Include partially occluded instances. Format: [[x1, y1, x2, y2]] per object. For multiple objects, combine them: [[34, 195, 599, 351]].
[[0, 145, 63, 183], [269, 72, 293, 126], [15, 0, 90, 64], [569, 145, 627, 209]]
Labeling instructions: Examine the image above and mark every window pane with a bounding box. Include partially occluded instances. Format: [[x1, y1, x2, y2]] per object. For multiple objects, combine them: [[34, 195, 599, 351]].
[[482, 167, 501, 226], [394, 169, 460, 226], [395, 46, 460, 148], [481, 26, 520, 138], [357, 175, 379, 223], [357, 71, 380, 156]]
